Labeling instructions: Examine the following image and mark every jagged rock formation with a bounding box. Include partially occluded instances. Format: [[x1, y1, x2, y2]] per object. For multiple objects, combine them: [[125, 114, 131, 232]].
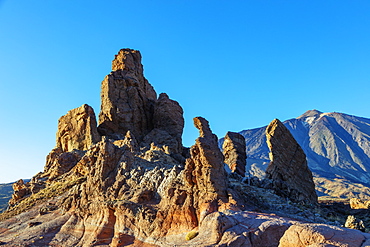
[[98, 49, 157, 141], [57, 104, 100, 152], [8, 179, 29, 207], [2, 49, 369, 246], [265, 119, 317, 204], [184, 117, 228, 221], [222, 131, 246, 176], [98, 49, 184, 160], [43, 147, 85, 181]]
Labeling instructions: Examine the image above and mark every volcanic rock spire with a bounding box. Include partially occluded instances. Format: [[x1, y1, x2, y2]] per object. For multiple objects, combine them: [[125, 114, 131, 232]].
[[265, 119, 317, 204], [98, 49, 157, 141]]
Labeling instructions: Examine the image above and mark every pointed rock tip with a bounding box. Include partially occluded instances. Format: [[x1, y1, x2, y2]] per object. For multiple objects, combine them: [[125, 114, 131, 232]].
[[266, 118, 284, 134], [193, 117, 212, 137], [297, 109, 323, 119], [158, 93, 169, 100], [112, 48, 142, 71]]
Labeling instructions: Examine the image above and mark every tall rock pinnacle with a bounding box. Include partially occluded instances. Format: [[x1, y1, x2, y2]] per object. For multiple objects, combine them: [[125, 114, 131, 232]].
[[185, 117, 228, 206], [98, 49, 157, 141], [265, 119, 317, 204]]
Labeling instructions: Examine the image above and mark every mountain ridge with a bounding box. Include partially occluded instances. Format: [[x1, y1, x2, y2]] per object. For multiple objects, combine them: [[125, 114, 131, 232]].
[[239, 110, 370, 199]]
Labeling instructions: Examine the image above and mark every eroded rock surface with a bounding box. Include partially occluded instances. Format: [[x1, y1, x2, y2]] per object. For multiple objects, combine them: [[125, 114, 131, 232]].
[[8, 179, 30, 207], [98, 49, 157, 141], [223, 131, 246, 176], [56, 104, 100, 152], [185, 117, 228, 209], [151, 92, 184, 155], [265, 119, 317, 205]]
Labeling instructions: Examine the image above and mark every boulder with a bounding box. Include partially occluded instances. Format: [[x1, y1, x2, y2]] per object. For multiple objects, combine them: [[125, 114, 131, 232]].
[[222, 131, 246, 176], [344, 215, 365, 232], [56, 104, 100, 152], [265, 119, 317, 204], [279, 223, 365, 247], [8, 179, 30, 206]]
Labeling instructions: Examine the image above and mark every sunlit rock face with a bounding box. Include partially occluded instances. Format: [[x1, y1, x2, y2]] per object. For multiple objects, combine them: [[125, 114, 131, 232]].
[[56, 104, 100, 153]]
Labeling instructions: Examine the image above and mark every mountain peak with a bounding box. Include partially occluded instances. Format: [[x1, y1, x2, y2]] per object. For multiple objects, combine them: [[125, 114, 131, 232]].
[[297, 109, 323, 119]]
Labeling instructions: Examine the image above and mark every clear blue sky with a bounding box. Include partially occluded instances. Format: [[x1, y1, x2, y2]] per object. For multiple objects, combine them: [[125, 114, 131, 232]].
[[1, 1, 370, 183]]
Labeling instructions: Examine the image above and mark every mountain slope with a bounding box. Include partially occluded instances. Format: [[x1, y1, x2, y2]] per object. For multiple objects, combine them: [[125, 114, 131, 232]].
[[240, 110, 370, 199], [0, 182, 13, 213]]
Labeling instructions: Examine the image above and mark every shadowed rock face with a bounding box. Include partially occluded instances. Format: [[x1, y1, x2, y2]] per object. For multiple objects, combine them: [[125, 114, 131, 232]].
[[152, 93, 184, 154], [223, 131, 246, 176], [265, 119, 317, 204]]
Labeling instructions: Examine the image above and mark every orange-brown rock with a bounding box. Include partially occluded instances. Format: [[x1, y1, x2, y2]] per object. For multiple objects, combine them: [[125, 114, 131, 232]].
[[8, 179, 30, 206], [222, 131, 246, 176], [113, 130, 139, 153], [56, 104, 100, 152], [43, 147, 85, 181], [56, 116, 229, 244], [349, 198, 370, 209], [265, 119, 317, 204], [98, 49, 185, 162], [185, 117, 228, 207], [98, 49, 157, 141]]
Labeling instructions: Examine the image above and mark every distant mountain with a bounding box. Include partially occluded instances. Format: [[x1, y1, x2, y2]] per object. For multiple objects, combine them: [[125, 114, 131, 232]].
[[0, 182, 13, 213], [238, 110, 370, 199]]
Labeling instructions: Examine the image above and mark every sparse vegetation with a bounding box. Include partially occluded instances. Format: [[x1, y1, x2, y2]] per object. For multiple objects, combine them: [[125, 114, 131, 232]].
[[0, 177, 85, 221], [185, 230, 198, 241]]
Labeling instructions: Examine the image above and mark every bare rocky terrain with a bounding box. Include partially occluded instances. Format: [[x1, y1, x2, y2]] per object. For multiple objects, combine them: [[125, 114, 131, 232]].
[[1, 49, 370, 246]]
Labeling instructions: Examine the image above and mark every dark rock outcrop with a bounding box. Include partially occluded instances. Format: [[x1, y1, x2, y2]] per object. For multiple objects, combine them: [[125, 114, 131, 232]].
[[151, 92, 184, 155], [222, 131, 246, 176], [265, 119, 317, 204]]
